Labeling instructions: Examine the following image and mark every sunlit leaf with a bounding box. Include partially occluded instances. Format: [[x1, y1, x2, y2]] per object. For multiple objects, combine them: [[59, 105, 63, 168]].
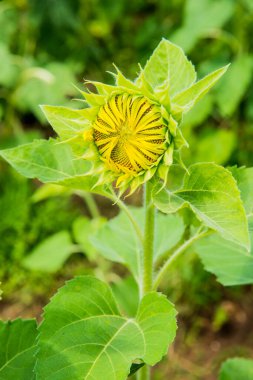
[[195, 217, 253, 286], [172, 65, 229, 114], [229, 167, 253, 215], [0, 139, 110, 197], [153, 163, 250, 250], [35, 276, 177, 380], [0, 319, 37, 380], [141, 38, 196, 97]]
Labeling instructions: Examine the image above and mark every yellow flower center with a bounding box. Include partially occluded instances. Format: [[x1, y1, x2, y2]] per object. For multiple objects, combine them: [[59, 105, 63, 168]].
[[93, 94, 167, 174]]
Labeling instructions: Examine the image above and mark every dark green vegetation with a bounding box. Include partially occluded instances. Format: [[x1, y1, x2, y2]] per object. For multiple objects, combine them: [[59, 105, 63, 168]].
[[1, 1, 253, 379]]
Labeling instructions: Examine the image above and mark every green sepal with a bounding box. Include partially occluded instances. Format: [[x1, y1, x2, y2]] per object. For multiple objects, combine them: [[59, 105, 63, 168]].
[[81, 91, 106, 107], [114, 65, 139, 91], [154, 79, 170, 111], [85, 80, 117, 96]]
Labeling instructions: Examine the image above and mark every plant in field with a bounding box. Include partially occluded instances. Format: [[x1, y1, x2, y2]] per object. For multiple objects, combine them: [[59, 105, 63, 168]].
[[1, 39, 253, 380]]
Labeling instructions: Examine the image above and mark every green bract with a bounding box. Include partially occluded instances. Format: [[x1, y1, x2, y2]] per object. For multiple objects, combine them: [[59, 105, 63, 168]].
[[0, 39, 228, 196]]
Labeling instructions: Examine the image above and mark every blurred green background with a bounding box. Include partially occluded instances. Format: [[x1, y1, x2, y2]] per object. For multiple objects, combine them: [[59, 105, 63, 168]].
[[0, 0, 253, 379]]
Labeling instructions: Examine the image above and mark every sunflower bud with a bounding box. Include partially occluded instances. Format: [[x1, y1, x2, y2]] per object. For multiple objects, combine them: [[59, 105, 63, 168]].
[[93, 94, 167, 174], [79, 69, 178, 195]]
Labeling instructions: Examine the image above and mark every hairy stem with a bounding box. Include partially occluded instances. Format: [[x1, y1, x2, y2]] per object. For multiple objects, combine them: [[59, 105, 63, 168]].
[[142, 181, 155, 295], [138, 182, 156, 380], [153, 228, 212, 290]]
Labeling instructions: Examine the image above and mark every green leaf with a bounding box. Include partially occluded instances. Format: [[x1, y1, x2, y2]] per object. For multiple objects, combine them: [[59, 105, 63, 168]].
[[154, 213, 185, 262], [90, 208, 184, 281], [172, 65, 229, 113], [141, 38, 196, 97], [219, 358, 253, 380], [136, 292, 177, 364], [229, 167, 253, 215], [153, 163, 250, 250], [195, 217, 253, 286], [0, 139, 110, 197], [0, 319, 37, 380], [90, 208, 141, 280], [41, 105, 93, 140], [72, 216, 106, 260], [35, 276, 177, 380], [216, 55, 253, 116], [23, 231, 74, 273]]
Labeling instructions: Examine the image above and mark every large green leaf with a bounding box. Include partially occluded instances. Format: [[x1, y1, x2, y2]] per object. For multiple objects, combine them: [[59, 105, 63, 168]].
[[172, 65, 229, 114], [35, 276, 177, 380], [230, 167, 253, 216], [0, 319, 37, 380], [90, 208, 184, 281], [195, 217, 253, 286], [0, 139, 109, 196], [219, 358, 253, 380], [23, 231, 74, 273], [141, 38, 196, 97], [136, 292, 177, 364], [153, 163, 250, 250]]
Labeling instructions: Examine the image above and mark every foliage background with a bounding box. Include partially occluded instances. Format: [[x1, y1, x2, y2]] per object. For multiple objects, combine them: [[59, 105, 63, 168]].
[[0, 0, 253, 379]]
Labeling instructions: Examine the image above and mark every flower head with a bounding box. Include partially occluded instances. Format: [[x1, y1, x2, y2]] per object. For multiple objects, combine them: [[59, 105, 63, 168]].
[[78, 69, 181, 195], [93, 94, 167, 175]]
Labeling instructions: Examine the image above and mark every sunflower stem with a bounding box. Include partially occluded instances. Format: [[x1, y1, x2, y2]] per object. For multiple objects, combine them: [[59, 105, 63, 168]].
[[109, 188, 144, 245], [142, 181, 155, 295], [81, 192, 100, 219], [153, 228, 213, 290], [137, 182, 155, 380], [137, 365, 150, 380]]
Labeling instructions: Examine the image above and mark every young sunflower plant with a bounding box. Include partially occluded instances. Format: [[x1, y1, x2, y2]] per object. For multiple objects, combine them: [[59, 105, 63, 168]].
[[0, 39, 251, 380]]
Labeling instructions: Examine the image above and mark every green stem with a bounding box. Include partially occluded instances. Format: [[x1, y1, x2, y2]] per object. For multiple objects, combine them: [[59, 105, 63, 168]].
[[81, 192, 100, 219], [117, 198, 144, 244], [137, 365, 150, 380], [153, 228, 212, 290], [108, 188, 144, 245], [138, 182, 155, 380], [142, 181, 155, 295]]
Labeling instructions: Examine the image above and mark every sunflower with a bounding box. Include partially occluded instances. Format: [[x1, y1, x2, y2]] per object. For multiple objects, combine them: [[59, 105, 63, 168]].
[[77, 68, 185, 196]]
